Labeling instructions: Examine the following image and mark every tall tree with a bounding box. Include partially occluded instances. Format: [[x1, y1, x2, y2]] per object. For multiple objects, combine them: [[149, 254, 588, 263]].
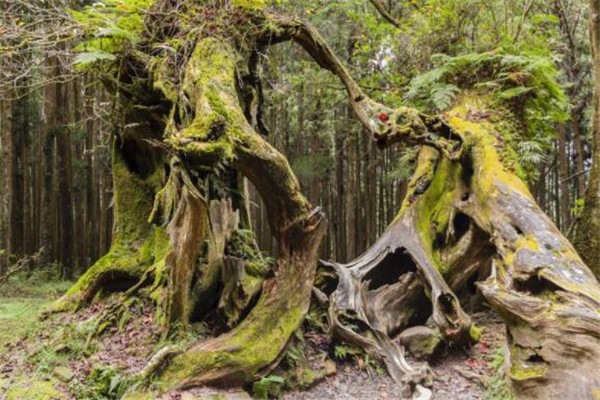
[[0, 96, 12, 273], [575, 0, 600, 272]]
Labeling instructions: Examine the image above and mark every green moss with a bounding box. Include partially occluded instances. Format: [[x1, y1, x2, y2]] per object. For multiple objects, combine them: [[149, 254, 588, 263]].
[[295, 367, 323, 389], [231, 0, 267, 10], [156, 295, 307, 390], [508, 363, 548, 381], [444, 94, 535, 201], [5, 378, 65, 400], [111, 145, 160, 243], [408, 147, 460, 274], [508, 344, 548, 381], [150, 55, 178, 103], [469, 324, 484, 342]]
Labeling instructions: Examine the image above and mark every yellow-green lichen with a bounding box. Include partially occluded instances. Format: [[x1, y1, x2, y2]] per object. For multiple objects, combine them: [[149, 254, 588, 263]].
[[444, 94, 534, 204], [469, 324, 484, 342], [231, 0, 267, 10], [508, 363, 548, 381]]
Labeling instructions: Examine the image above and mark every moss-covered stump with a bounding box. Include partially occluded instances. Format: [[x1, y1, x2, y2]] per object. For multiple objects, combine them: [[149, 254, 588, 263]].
[[325, 94, 600, 399]]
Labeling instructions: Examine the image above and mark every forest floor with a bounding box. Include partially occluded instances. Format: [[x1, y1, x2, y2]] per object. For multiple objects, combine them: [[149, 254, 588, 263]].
[[0, 273, 512, 400], [283, 311, 510, 400]]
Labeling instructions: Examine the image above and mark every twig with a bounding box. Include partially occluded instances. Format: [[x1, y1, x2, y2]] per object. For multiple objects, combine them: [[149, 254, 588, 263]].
[[0, 247, 45, 287], [560, 168, 590, 183], [367, 0, 401, 28]]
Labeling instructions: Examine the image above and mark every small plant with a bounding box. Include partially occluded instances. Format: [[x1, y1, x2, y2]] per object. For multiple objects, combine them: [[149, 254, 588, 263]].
[[333, 343, 362, 361], [484, 347, 515, 400], [69, 364, 145, 400], [571, 197, 585, 218], [252, 375, 286, 399]]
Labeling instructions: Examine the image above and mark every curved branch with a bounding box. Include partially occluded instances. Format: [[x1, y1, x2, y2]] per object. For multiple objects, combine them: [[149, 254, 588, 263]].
[[367, 0, 401, 28], [261, 16, 462, 157]]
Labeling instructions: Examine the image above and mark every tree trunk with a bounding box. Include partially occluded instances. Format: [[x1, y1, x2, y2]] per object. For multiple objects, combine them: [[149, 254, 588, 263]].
[[574, 0, 600, 272], [572, 115, 587, 199], [558, 125, 571, 230], [0, 95, 12, 273], [56, 82, 75, 278], [10, 93, 26, 260]]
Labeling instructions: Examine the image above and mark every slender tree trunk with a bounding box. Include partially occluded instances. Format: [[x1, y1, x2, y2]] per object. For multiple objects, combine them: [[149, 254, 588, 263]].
[[40, 59, 59, 268], [335, 120, 346, 262], [84, 80, 97, 269], [10, 93, 25, 260], [572, 115, 587, 198], [558, 125, 571, 230], [0, 96, 12, 273], [56, 81, 75, 278], [346, 128, 357, 260]]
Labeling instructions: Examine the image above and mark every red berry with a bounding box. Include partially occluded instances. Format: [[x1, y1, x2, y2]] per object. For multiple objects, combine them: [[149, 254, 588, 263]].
[[379, 112, 389, 122]]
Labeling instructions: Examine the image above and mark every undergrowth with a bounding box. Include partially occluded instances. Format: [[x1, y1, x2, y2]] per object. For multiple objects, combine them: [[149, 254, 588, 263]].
[[0, 265, 74, 298], [484, 347, 515, 400]]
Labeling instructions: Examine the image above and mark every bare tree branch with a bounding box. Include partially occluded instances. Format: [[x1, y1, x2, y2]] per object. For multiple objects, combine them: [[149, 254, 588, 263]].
[[367, 0, 401, 28]]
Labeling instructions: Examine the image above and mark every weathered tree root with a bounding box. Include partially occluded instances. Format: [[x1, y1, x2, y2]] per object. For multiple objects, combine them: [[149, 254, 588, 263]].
[[154, 210, 326, 390], [323, 210, 473, 395]]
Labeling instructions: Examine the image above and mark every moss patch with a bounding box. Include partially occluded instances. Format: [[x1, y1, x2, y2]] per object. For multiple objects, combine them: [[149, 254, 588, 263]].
[[3, 378, 65, 400]]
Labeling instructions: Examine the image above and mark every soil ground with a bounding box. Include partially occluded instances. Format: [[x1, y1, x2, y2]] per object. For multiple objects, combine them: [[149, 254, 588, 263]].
[[0, 276, 511, 400]]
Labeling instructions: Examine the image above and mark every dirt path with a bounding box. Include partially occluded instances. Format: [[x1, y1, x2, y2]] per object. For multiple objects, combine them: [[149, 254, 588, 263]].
[[284, 312, 507, 400]]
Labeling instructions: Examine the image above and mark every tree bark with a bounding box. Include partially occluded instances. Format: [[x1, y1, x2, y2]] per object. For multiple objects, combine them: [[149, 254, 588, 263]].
[[0, 95, 12, 273], [574, 0, 600, 272], [558, 124, 571, 230], [56, 82, 75, 278]]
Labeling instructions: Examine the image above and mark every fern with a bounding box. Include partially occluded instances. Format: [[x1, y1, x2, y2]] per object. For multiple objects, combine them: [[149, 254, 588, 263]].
[[407, 50, 568, 182], [388, 147, 418, 182], [333, 343, 362, 360], [515, 140, 547, 167], [497, 86, 534, 100], [73, 50, 116, 67], [430, 83, 460, 110], [407, 50, 567, 122], [252, 375, 286, 399], [71, 0, 153, 68]]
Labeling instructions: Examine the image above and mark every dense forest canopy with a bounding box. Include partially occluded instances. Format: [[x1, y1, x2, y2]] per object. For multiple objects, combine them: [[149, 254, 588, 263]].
[[1, 0, 600, 399]]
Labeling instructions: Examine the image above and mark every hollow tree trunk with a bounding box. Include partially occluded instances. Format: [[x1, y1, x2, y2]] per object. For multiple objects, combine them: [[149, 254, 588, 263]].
[[151, 36, 326, 389], [51, 13, 327, 392], [325, 95, 600, 399]]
